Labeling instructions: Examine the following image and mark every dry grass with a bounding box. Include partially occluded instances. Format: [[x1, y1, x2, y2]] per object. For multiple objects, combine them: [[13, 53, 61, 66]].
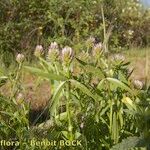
[[123, 47, 150, 84]]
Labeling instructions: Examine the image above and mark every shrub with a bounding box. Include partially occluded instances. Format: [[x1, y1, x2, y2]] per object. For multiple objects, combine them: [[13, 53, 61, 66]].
[[0, 0, 150, 66]]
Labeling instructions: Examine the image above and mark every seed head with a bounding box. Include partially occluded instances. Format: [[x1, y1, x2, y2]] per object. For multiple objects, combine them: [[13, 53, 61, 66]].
[[62, 46, 74, 65], [49, 42, 58, 49], [86, 36, 95, 48], [34, 45, 43, 57], [47, 42, 59, 62], [92, 42, 103, 57], [133, 80, 143, 90], [16, 53, 25, 63]]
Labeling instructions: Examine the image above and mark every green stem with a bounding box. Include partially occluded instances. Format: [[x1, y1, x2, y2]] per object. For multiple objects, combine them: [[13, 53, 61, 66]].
[[110, 99, 113, 134], [66, 67, 73, 141], [101, 5, 107, 53], [107, 80, 113, 140], [11, 62, 22, 98]]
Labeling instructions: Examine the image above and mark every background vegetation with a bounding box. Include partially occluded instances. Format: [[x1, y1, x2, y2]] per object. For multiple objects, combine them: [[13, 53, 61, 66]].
[[0, 0, 150, 150], [0, 0, 150, 66]]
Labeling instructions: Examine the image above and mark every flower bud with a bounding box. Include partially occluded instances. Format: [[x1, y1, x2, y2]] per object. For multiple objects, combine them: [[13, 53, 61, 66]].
[[34, 45, 43, 57], [16, 53, 25, 63], [86, 36, 95, 48], [92, 42, 103, 58], [49, 42, 58, 49], [62, 46, 74, 65], [47, 42, 59, 62]]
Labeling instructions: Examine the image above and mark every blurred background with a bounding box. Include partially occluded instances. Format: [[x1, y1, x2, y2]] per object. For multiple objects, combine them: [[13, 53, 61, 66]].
[[0, 0, 149, 68]]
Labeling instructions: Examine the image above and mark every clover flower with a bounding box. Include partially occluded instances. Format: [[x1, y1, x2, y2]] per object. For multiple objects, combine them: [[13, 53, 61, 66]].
[[47, 42, 59, 62], [49, 42, 58, 49], [16, 53, 25, 63], [86, 36, 95, 48], [133, 79, 143, 90], [34, 45, 43, 57], [92, 42, 103, 58], [62, 46, 74, 65]]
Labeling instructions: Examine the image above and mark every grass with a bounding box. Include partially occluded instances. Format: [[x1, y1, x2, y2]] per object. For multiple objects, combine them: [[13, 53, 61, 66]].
[[123, 47, 150, 83]]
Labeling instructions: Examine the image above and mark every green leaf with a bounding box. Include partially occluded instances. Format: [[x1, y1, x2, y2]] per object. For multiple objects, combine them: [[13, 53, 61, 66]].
[[0, 76, 7, 87], [24, 66, 66, 81], [39, 57, 54, 72], [61, 131, 69, 139], [118, 71, 128, 84], [75, 57, 87, 66], [100, 105, 109, 116], [112, 112, 118, 144], [106, 77, 133, 94], [85, 65, 105, 79], [55, 112, 68, 121], [69, 79, 98, 101], [97, 79, 105, 90], [50, 81, 67, 117], [0, 111, 13, 117], [118, 111, 123, 129], [76, 57, 105, 79], [75, 131, 81, 139]]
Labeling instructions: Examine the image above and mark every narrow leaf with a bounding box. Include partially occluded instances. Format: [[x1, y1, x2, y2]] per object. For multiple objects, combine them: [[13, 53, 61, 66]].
[[76, 57, 105, 79], [106, 77, 133, 94], [24, 66, 66, 81], [50, 81, 67, 117], [69, 79, 98, 101]]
